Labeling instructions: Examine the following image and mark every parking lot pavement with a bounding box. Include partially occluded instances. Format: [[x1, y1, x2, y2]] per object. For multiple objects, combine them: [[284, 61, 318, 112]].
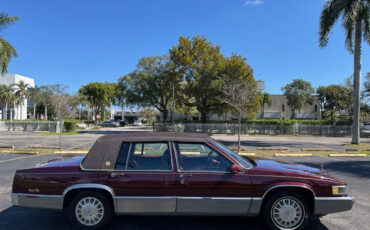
[[0, 154, 368, 230]]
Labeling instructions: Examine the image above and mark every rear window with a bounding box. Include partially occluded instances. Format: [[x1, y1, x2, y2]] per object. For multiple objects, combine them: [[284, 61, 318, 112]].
[[115, 142, 172, 171]]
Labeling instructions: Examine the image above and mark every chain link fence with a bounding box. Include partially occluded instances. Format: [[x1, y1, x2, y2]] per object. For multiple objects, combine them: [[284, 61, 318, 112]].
[[154, 123, 369, 137]]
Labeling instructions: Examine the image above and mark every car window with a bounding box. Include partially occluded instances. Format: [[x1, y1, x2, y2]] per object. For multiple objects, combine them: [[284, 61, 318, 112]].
[[175, 143, 232, 172], [118, 142, 172, 171]]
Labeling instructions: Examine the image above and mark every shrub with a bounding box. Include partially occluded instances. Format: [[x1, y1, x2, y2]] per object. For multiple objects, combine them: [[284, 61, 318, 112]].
[[64, 121, 77, 132]]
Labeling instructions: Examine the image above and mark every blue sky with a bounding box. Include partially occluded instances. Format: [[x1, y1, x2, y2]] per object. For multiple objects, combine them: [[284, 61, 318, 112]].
[[2, 0, 369, 94]]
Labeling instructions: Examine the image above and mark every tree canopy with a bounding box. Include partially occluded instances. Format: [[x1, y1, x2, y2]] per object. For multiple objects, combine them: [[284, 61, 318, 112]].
[[0, 12, 18, 75], [282, 79, 314, 119]]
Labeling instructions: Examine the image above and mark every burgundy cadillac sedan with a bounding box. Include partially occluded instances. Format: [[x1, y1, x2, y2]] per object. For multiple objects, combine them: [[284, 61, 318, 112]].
[[11, 132, 354, 230]]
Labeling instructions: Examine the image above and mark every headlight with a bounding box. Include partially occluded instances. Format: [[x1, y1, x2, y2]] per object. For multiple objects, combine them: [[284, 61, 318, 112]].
[[332, 185, 347, 195]]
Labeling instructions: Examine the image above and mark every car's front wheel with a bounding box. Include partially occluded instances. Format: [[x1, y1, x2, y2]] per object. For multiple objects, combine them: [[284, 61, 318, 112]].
[[68, 191, 113, 230], [263, 191, 309, 230]]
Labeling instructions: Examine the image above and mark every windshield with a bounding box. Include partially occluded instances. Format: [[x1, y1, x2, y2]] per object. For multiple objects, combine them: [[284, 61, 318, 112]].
[[210, 140, 254, 169]]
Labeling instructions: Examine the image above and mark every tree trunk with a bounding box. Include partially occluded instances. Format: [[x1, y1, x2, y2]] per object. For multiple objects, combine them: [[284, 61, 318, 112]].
[[79, 109, 81, 122], [13, 102, 17, 120], [73, 108, 76, 120], [351, 20, 362, 144], [59, 120, 63, 150], [33, 103, 36, 120], [45, 104, 48, 120], [201, 112, 207, 123], [291, 108, 295, 119], [20, 102, 23, 120], [121, 104, 124, 120], [238, 112, 241, 153], [4, 102, 7, 120], [162, 109, 168, 123]]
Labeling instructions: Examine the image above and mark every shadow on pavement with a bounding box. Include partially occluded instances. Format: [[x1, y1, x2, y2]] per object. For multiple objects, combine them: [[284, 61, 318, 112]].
[[295, 160, 370, 178], [0, 207, 328, 230]]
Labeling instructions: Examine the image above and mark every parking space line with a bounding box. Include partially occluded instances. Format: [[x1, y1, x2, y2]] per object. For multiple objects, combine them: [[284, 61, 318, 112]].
[[0, 155, 39, 164]]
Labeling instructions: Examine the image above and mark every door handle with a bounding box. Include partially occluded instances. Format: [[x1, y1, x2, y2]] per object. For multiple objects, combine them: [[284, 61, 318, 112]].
[[110, 172, 125, 178], [179, 174, 191, 185]]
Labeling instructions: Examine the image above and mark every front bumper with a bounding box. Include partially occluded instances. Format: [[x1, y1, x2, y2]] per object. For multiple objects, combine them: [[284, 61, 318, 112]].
[[314, 196, 355, 215], [11, 193, 63, 210]]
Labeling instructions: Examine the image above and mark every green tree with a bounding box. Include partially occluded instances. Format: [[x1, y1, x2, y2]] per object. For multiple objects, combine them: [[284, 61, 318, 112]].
[[12, 80, 29, 120], [319, 0, 370, 144], [170, 36, 225, 123], [139, 108, 158, 125], [317, 84, 349, 123], [0, 13, 18, 75], [120, 56, 181, 123], [0, 84, 14, 120], [260, 92, 272, 119], [218, 54, 260, 153], [282, 79, 314, 119], [78, 82, 116, 122], [115, 79, 127, 120], [28, 86, 42, 120]]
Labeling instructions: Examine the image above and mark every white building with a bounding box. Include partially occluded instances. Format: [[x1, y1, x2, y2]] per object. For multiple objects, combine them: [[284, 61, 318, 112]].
[[0, 74, 35, 120]]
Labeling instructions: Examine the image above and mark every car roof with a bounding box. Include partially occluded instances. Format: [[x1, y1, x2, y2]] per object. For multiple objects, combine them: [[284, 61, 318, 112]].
[[81, 132, 212, 171]]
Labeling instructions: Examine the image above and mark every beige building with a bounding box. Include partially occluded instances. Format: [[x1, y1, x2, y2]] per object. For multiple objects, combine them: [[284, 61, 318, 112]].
[[260, 95, 321, 120]]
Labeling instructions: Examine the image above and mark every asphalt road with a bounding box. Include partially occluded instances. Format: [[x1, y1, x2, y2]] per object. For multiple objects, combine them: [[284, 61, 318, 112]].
[[1, 126, 369, 151], [0, 154, 368, 230]]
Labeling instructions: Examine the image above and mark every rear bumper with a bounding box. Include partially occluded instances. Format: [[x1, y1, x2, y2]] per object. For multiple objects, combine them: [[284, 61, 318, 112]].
[[11, 193, 63, 210], [314, 196, 355, 215]]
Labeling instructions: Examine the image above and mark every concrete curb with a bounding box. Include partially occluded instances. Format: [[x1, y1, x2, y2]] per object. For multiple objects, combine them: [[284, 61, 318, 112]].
[[274, 153, 313, 157], [0, 150, 39, 155], [54, 150, 88, 154], [301, 148, 332, 151], [257, 147, 289, 151], [239, 153, 256, 156], [329, 154, 367, 157], [29, 145, 60, 149]]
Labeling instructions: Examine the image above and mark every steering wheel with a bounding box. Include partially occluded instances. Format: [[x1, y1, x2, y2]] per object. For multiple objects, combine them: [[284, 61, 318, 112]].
[[207, 150, 220, 167]]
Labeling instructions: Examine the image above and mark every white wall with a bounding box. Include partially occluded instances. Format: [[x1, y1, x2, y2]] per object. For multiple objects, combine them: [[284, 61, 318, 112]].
[[0, 74, 35, 120]]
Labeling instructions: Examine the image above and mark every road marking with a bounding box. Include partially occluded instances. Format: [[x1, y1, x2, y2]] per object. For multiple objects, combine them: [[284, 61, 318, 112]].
[[0, 155, 39, 163]]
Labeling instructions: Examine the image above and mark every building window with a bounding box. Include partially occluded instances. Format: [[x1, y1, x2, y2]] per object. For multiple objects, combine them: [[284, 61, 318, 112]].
[[282, 105, 285, 112], [315, 105, 318, 112]]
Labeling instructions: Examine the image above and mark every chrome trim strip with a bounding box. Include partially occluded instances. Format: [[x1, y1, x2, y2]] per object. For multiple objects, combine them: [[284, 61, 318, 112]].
[[11, 193, 63, 210], [62, 183, 116, 197], [262, 185, 316, 199], [314, 196, 355, 215]]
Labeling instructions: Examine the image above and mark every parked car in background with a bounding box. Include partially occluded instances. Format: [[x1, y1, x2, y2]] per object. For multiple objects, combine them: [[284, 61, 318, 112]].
[[116, 120, 127, 127], [11, 132, 354, 230], [98, 120, 119, 127], [133, 120, 142, 126]]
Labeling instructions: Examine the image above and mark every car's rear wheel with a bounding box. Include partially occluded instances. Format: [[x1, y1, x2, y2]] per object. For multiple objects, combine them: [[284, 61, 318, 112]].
[[68, 191, 113, 230], [263, 191, 309, 230]]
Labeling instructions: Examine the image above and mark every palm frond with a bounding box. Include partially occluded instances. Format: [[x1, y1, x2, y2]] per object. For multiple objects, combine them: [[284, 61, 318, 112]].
[[0, 12, 18, 33], [361, 3, 370, 44], [0, 37, 18, 75], [319, 0, 346, 47], [343, 13, 355, 52]]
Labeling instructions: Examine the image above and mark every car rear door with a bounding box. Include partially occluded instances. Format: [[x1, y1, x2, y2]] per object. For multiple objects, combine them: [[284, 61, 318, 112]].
[[105, 142, 177, 213], [174, 142, 253, 214]]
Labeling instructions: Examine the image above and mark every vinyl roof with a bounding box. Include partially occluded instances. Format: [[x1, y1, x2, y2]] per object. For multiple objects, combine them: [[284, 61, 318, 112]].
[[81, 132, 212, 170]]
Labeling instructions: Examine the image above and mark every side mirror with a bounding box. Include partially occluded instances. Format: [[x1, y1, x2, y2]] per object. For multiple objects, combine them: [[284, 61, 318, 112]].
[[230, 164, 243, 174]]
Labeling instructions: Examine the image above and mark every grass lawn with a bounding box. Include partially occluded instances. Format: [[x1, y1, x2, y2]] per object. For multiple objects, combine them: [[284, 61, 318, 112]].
[[344, 143, 370, 151]]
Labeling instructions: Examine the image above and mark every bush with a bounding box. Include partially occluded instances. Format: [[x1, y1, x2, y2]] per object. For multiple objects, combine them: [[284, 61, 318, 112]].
[[181, 119, 329, 125], [64, 121, 77, 132], [84, 120, 95, 125]]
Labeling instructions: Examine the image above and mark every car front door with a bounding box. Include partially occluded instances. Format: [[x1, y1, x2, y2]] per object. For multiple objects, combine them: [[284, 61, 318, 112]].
[[174, 142, 253, 214], [106, 142, 177, 214]]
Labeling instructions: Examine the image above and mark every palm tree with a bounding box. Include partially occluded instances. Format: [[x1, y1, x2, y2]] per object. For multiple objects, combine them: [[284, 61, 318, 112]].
[[319, 0, 370, 144], [0, 84, 14, 120], [0, 12, 19, 75], [12, 80, 30, 120], [29, 86, 41, 119]]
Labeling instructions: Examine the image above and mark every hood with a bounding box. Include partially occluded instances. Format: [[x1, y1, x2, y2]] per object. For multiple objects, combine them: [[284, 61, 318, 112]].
[[36, 155, 85, 168], [246, 156, 336, 180]]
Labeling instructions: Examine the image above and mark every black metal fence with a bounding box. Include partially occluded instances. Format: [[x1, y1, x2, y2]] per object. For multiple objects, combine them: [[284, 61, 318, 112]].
[[154, 123, 369, 137], [0, 121, 59, 132]]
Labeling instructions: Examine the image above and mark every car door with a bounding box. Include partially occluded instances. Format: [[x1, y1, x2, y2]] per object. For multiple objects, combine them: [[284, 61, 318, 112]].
[[105, 141, 177, 214], [174, 142, 253, 214]]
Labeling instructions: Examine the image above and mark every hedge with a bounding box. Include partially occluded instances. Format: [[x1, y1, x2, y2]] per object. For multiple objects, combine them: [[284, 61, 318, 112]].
[[64, 121, 77, 132]]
